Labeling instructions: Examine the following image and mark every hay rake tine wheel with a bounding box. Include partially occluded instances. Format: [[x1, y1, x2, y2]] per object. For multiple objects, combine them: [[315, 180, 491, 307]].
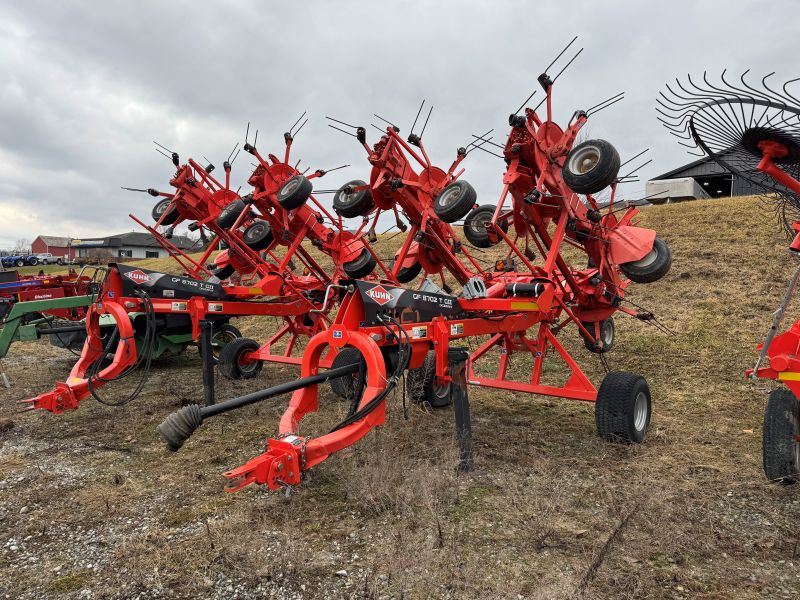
[[659, 71, 800, 482]]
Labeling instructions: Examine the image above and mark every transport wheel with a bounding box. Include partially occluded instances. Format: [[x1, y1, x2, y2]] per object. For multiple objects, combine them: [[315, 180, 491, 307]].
[[343, 249, 377, 279], [391, 255, 422, 284], [209, 324, 241, 364], [213, 265, 235, 280], [433, 180, 477, 223], [328, 347, 364, 400], [581, 317, 615, 354], [277, 175, 313, 210], [242, 220, 274, 250], [595, 371, 651, 443], [216, 198, 246, 229], [218, 337, 262, 380], [463, 204, 509, 248], [763, 388, 800, 483], [562, 139, 621, 194], [407, 350, 452, 408], [152, 198, 180, 225], [334, 180, 374, 218], [620, 237, 672, 284]]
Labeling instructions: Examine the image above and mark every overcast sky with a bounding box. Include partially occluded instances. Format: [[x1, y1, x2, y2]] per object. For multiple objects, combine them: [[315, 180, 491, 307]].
[[0, 0, 795, 249]]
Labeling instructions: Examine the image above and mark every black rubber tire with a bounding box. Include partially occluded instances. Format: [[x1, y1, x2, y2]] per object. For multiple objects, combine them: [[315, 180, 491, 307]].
[[208, 323, 241, 364], [407, 350, 452, 408], [47, 320, 87, 351], [216, 199, 246, 229], [334, 180, 374, 218], [463, 204, 510, 248], [328, 347, 364, 400], [433, 180, 477, 223], [581, 317, 615, 354], [595, 372, 651, 443], [619, 237, 672, 284], [217, 337, 263, 380], [213, 265, 235, 280], [763, 388, 800, 483], [15, 259, 24, 268], [391, 256, 422, 284], [152, 198, 180, 225], [56, 258, 63, 265], [562, 139, 621, 195], [277, 175, 313, 210], [242, 220, 274, 250], [343, 249, 377, 279]]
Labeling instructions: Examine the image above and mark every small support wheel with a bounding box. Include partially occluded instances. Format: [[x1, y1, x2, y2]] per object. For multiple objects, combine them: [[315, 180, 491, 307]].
[[242, 220, 274, 250], [581, 317, 615, 354], [217, 337, 263, 380], [328, 347, 364, 400], [391, 255, 422, 284], [208, 323, 241, 365], [152, 198, 180, 225], [763, 388, 800, 483], [619, 237, 673, 284], [216, 199, 246, 229], [595, 371, 651, 443], [343, 248, 377, 279], [463, 204, 509, 248], [433, 180, 477, 223], [333, 180, 375, 218], [562, 139, 621, 195], [277, 175, 313, 210], [407, 350, 451, 408]]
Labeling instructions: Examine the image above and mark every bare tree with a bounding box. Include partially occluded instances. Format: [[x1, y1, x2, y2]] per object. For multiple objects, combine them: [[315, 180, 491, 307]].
[[13, 238, 30, 253]]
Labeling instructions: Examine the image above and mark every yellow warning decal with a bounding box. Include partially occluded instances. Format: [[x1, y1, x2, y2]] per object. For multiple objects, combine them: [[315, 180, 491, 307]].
[[778, 371, 800, 381], [509, 301, 540, 311]]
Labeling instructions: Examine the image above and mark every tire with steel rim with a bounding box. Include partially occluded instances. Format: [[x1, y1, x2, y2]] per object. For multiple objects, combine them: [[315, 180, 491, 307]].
[[581, 317, 615, 354], [407, 350, 451, 408], [433, 180, 477, 223], [595, 371, 651, 443], [217, 337, 262, 380], [619, 237, 672, 284], [277, 175, 313, 210], [242, 220, 274, 250], [763, 387, 800, 483], [333, 180, 374, 218], [463, 204, 509, 248], [562, 139, 620, 195], [216, 199, 246, 229], [208, 323, 241, 365], [152, 198, 180, 225]]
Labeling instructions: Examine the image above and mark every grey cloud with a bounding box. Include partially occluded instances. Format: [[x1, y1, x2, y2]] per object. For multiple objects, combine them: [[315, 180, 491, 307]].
[[0, 0, 797, 247]]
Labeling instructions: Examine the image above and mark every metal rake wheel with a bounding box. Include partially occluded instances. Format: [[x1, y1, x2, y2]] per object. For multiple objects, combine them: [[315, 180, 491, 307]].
[[658, 71, 800, 232]]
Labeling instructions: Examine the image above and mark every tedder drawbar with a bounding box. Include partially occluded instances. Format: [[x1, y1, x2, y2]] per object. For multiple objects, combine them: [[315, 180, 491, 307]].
[[157, 40, 674, 493], [659, 70, 800, 483]]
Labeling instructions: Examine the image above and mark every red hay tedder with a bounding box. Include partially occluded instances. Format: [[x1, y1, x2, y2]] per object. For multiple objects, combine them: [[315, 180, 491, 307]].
[[659, 70, 800, 483], [22, 120, 383, 413], [156, 39, 674, 493]]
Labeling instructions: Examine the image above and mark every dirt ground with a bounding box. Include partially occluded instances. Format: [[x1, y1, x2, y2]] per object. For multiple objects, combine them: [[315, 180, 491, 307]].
[[2, 195, 800, 599]]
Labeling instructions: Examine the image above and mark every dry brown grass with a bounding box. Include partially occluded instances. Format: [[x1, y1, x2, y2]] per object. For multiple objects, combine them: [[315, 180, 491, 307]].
[[2, 195, 800, 599]]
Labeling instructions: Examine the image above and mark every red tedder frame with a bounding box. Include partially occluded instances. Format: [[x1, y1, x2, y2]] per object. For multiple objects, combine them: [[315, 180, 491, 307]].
[[210, 69, 668, 491]]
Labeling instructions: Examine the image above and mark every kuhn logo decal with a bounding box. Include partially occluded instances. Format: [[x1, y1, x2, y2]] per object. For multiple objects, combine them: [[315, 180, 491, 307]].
[[124, 269, 150, 284], [366, 285, 393, 306]]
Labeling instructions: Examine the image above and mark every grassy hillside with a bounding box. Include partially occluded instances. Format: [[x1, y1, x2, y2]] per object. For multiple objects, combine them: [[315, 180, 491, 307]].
[[2, 195, 800, 599]]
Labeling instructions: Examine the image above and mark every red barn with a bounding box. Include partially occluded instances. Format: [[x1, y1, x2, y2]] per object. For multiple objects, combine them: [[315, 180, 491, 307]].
[[31, 236, 76, 261]]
